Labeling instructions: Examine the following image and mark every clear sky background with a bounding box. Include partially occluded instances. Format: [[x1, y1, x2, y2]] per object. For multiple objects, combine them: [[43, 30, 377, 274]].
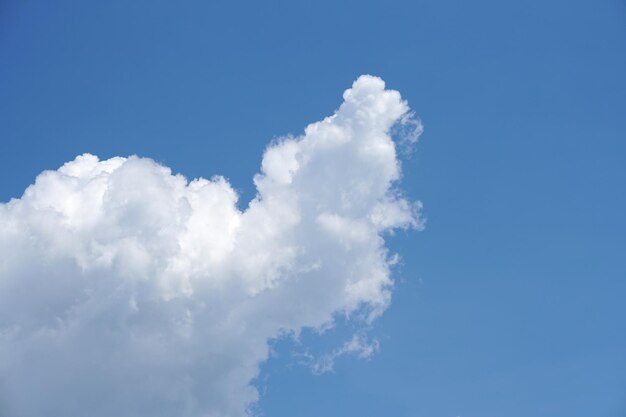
[[1, 1, 625, 417]]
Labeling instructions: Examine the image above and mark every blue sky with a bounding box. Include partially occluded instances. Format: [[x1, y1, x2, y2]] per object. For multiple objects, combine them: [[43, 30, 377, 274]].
[[1, 1, 625, 416]]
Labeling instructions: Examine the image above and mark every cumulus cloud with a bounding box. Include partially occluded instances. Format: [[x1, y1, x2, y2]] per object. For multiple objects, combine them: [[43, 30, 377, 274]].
[[0, 75, 422, 417]]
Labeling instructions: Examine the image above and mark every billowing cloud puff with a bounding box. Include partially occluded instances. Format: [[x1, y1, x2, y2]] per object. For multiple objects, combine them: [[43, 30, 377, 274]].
[[0, 75, 422, 417]]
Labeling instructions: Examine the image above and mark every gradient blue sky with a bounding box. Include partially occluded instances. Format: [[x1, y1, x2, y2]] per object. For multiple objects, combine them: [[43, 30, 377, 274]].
[[1, 1, 625, 416]]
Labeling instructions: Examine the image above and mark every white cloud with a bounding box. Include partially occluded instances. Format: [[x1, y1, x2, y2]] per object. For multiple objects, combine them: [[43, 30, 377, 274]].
[[0, 75, 422, 417]]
